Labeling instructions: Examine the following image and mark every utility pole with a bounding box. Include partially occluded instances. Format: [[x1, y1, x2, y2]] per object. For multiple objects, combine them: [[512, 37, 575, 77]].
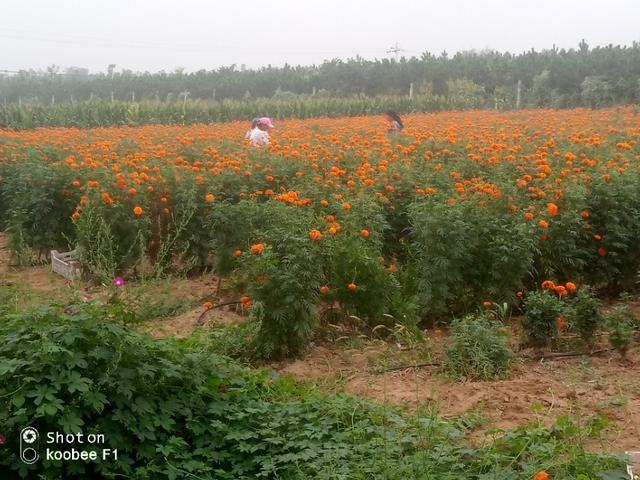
[[387, 42, 405, 62], [516, 80, 522, 110]]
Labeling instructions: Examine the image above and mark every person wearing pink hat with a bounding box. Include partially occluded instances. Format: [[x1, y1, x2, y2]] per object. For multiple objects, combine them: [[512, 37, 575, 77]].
[[248, 116, 275, 147]]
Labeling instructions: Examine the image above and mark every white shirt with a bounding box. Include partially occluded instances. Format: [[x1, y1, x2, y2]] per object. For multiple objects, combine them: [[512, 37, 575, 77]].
[[249, 128, 270, 147]]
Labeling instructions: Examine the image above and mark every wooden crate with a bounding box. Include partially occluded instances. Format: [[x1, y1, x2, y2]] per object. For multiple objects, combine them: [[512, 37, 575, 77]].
[[51, 249, 81, 280]]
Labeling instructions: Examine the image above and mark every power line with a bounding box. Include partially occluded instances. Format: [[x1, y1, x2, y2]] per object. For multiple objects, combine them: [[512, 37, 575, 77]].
[[0, 29, 387, 56]]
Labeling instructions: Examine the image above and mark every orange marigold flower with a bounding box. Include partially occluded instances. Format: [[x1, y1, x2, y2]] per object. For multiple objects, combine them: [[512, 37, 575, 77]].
[[556, 316, 567, 331], [482, 300, 492, 308], [320, 199, 329, 207], [205, 193, 215, 202], [250, 243, 265, 254], [319, 285, 330, 295], [538, 220, 549, 229], [524, 212, 534, 221], [308, 229, 323, 241], [328, 226, 338, 235], [71, 211, 80, 221], [202, 301, 214, 310], [347, 282, 357, 291], [597, 247, 607, 257], [101, 192, 113, 205], [127, 187, 137, 195], [342, 202, 351, 210], [546, 202, 558, 216], [133, 206, 143, 216], [541, 280, 555, 290], [565, 282, 577, 292], [516, 290, 524, 298], [533, 470, 550, 480], [554, 285, 568, 297], [594, 234, 601, 241], [240, 296, 252, 308], [580, 210, 589, 218], [233, 249, 242, 257], [360, 229, 370, 238]]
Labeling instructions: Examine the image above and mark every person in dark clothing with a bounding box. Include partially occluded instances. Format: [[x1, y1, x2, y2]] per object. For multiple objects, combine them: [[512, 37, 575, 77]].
[[385, 110, 404, 134]]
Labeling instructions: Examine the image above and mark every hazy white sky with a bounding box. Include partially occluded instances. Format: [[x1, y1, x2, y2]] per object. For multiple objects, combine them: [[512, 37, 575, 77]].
[[3, 0, 639, 73]]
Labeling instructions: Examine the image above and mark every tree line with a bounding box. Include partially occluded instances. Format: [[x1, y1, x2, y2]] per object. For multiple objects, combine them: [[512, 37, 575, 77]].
[[2, 40, 640, 110]]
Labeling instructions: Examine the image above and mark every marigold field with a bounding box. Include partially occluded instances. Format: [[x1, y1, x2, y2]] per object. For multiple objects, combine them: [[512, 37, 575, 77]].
[[1, 107, 640, 356]]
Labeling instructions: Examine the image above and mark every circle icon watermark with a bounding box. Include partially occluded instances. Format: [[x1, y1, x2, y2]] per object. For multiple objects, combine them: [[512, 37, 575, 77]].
[[20, 427, 39, 464], [22, 428, 38, 444]]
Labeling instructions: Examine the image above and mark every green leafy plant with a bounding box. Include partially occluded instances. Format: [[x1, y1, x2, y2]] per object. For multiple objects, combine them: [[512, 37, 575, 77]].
[[239, 202, 323, 358], [409, 195, 536, 317], [604, 304, 635, 359], [443, 313, 514, 381], [522, 290, 566, 349], [567, 287, 602, 347], [75, 200, 149, 282], [0, 302, 627, 479]]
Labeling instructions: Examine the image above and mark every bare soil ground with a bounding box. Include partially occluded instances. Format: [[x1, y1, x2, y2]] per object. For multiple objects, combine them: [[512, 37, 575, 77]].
[[140, 302, 245, 338], [2, 232, 639, 455], [274, 337, 640, 453], [0, 233, 243, 336], [0, 233, 71, 303]]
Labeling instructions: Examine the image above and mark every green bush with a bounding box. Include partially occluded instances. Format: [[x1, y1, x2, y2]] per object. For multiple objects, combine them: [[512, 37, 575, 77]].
[[522, 290, 566, 349], [0, 156, 77, 258], [567, 288, 602, 347], [604, 304, 635, 358], [239, 201, 324, 358], [409, 195, 536, 317], [580, 172, 640, 290], [443, 313, 514, 381], [75, 201, 149, 282]]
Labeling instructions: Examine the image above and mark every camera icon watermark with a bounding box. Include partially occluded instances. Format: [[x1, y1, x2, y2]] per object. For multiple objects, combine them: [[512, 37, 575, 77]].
[[20, 427, 39, 464]]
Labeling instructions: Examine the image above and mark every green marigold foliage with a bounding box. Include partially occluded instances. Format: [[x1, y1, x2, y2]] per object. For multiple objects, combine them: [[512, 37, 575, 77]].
[[604, 304, 635, 358], [567, 288, 602, 346], [522, 291, 566, 349], [409, 196, 535, 316], [443, 313, 514, 381]]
